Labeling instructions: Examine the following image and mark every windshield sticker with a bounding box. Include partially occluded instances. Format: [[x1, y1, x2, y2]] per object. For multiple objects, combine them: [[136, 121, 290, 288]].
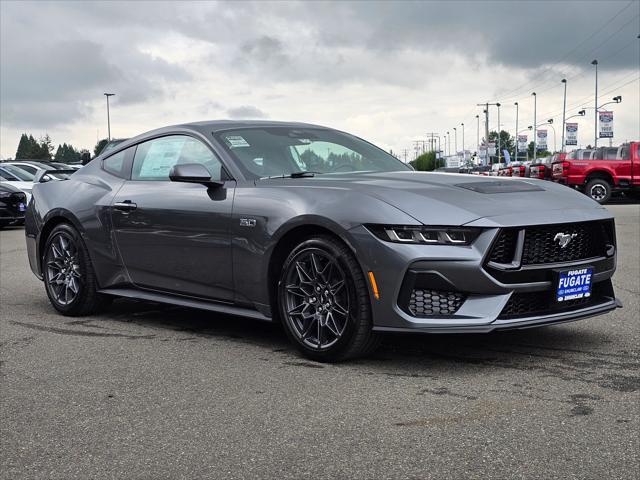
[[225, 135, 250, 148]]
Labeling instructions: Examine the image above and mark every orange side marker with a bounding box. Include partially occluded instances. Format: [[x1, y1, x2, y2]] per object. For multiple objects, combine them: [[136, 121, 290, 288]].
[[368, 271, 380, 300]]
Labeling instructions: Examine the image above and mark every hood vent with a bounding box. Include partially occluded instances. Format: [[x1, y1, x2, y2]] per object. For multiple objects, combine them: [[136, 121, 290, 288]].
[[455, 181, 545, 194]]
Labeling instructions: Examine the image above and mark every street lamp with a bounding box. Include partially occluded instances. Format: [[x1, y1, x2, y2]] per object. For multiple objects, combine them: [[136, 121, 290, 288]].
[[561, 79, 567, 152], [446, 131, 450, 157], [104, 93, 115, 141], [532, 92, 537, 162], [514, 102, 519, 163], [591, 59, 598, 147], [496, 103, 501, 163], [475, 115, 480, 160], [453, 127, 457, 155], [461, 123, 465, 160]]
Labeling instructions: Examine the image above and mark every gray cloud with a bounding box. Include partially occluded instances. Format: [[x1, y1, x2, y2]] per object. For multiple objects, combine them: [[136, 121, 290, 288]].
[[227, 105, 268, 119]]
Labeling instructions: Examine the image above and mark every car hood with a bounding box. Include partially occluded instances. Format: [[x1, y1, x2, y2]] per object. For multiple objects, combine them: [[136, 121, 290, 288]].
[[285, 171, 609, 227]]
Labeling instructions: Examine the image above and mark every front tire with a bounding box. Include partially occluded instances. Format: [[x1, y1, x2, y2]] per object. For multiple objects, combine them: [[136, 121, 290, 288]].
[[585, 178, 612, 204], [278, 235, 380, 362], [43, 223, 110, 316]]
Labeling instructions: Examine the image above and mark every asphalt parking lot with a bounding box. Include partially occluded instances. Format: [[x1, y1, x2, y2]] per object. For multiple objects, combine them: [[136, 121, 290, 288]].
[[1, 204, 638, 480]]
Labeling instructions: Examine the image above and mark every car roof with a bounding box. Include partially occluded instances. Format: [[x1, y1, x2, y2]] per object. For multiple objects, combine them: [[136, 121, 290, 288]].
[[96, 120, 333, 159]]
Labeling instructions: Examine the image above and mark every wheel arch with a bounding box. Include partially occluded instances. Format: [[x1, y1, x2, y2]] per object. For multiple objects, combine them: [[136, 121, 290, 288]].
[[38, 210, 84, 270], [584, 169, 615, 186], [265, 218, 362, 321]]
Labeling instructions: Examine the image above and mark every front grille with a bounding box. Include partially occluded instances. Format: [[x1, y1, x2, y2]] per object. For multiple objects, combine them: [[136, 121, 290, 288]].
[[499, 280, 613, 319], [488, 220, 612, 266], [521, 222, 609, 265], [408, 289, 465, 317]]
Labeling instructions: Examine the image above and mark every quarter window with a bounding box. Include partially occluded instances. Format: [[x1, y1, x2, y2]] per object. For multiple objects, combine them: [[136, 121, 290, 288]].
[[102, 150, 128, 177], [132, 135, 223, 181]]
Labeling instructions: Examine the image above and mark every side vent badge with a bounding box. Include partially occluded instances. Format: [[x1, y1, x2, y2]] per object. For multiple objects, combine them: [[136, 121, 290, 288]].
[[240, 218, 257, 228]]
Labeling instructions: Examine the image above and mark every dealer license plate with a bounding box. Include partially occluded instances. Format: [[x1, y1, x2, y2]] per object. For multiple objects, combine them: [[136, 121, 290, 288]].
[[556, 267, 593, 302]]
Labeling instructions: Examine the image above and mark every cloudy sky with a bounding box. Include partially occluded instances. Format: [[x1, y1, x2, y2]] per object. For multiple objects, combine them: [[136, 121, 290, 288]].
[[1, 0, 638, 160]]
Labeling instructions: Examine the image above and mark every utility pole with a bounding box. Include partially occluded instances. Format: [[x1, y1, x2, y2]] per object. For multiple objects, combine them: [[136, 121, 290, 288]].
[[592, 59, 598, 147], [104, 93, 115, 141], [532, 92, 537, 162], [514, 102, 519, 163], [561, 79, 567, 152], [477, 102, 499, 164]]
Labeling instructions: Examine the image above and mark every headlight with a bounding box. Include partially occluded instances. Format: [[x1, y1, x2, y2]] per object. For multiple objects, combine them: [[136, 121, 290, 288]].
[[366, 225, 481, 245]]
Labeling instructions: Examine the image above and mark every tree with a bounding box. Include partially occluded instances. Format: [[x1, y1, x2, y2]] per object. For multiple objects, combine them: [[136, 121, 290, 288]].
[[39, 134, 54, 160], [15, 134, 31, 159], [94, 138, 109, 156], [410, 151, 437, 171], [54, 143, 81, 163], [487, 130, 516, 160]]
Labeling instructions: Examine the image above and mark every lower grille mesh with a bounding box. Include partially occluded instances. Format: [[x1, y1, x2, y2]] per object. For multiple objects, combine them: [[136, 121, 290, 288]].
[[408, 289, 465, 317], [499, 281, 611, 319]]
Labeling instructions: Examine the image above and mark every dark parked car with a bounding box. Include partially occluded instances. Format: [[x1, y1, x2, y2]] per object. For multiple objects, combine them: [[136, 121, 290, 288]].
[[25, 121, 620, 361], [0, 182, 27, 228]]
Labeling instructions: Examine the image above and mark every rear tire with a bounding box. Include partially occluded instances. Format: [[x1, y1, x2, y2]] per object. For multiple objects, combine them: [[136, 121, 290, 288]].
[[43, 223, 111, 316], [585, 178, 612, 204], [277, 235, 380, 362]]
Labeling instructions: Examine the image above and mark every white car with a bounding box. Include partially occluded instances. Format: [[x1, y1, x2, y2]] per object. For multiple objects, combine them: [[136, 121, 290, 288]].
[[0, 164, 34, 202]]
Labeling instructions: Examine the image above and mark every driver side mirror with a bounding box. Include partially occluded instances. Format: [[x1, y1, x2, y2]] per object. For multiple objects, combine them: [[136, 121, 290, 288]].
[[169, 163, 224, 188]]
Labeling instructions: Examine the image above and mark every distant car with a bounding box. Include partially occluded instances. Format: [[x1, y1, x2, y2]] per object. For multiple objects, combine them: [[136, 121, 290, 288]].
[[0, 164, 34, 202], [530, 153, 564, 180], [25, 120, 620, 361], [6, 161, 71, 181], [0, 182, 27, 228]]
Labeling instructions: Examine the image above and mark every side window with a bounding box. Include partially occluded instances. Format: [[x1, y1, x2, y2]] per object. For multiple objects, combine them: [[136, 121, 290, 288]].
[[17, 165, 37, 175], [132, 135, 223, 181], [102, 149, 128, 177]]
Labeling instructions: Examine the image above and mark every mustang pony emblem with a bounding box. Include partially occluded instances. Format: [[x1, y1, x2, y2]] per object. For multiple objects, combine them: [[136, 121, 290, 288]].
[[554, 232, 577, 249]]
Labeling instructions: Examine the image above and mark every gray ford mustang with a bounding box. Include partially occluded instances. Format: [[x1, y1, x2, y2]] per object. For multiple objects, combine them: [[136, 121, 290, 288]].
[[25, 121, 621, 361]]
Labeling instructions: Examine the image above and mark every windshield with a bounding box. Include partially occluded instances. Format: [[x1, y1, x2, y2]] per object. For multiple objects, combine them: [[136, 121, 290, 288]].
[[0, 164, 34, 180], [214, 127, 410, 179]]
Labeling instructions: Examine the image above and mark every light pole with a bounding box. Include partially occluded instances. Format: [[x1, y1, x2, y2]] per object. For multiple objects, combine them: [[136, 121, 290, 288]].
[[532, 92, 537, 162], [565, 110, 586, 147], [514, 102, 519, 163], [104, 93, 115, 141], [561, 79, 567, 152], [496, 103, 501, 163], [453, 127, 457, 155], [592, 59, 598, 147], [546, 119, 557, 152], [461, 123, 465, 161], [446, 131, 450, 157], [475, 115, 480, 159]]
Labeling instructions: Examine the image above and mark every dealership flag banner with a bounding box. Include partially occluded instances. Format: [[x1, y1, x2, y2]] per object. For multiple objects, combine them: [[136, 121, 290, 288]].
[[599, 111, 613, 138], [566, 123, 578, 146], [517, 135, 528, 152], [536, 130, 547, 151]]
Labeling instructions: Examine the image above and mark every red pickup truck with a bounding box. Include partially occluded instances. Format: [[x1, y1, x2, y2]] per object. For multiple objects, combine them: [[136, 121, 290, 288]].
[[552, 142, 640, 203]]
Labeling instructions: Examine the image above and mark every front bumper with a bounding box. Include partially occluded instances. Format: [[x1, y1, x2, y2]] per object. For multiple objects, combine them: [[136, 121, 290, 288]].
[[349, 214, 619, 333]]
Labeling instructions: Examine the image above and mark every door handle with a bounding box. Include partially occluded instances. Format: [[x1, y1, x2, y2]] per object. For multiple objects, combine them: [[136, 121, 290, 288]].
[[113, 200, 137, 212]]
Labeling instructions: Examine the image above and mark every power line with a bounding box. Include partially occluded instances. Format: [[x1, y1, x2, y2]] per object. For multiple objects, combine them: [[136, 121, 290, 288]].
[[496, 1, 638, 101]]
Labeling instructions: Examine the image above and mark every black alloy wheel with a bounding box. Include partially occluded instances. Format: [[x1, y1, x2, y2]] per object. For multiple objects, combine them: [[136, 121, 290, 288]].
[[278, 235, 380, 362], [43, 223, 110, 316]]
